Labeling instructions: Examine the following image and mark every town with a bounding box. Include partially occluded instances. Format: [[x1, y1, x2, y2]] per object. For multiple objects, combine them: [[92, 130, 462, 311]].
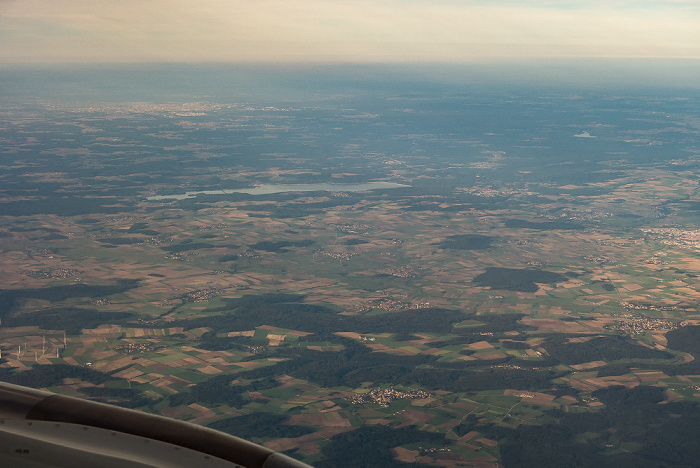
[[346, 388, 433, 407]]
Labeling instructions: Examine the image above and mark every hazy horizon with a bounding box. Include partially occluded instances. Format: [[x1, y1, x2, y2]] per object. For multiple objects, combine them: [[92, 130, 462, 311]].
[[2, 60, 700, 106]]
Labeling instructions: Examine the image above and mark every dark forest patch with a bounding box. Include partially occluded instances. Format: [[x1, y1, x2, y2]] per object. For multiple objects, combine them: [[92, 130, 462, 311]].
[[543, 335, 671, 365], [472, 267, 567, 292], [505, 219, 585, 230], [0, 198, 134, 217], [42, 233, 69, 240], [317, 425, 446, 468], [176, 294, 465, 335], [0, 364, 112, 388], [161, 242, 215, 253], [666, 325, 700, 358], [0, 280, 139, 334], [345, 238, 368, 246], [208, 413, 314, 441], [498, 386, 700, 468], [399, 366, 557, 392], [100, 237, 145, 246], [435, 234, 495, 250], [248, 240, 314, 252], [0, 280, 139, 318], [2, 308, 134, 335], [218, 254, 239, 262]]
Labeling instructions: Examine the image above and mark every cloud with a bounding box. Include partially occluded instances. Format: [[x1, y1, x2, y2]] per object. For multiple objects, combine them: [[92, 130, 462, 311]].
[[1, 0, 699, 62]]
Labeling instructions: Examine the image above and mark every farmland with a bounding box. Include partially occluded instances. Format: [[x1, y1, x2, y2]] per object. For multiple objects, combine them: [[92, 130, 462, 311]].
[[2, 67, 700, 466]]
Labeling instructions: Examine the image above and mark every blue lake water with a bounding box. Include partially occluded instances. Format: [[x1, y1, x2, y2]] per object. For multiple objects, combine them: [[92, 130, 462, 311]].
[[147, 182, 410, 200]]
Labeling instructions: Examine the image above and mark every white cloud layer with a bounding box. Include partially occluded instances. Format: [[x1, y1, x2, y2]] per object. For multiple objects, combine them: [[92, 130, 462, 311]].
[[1, 0, 699, 62]]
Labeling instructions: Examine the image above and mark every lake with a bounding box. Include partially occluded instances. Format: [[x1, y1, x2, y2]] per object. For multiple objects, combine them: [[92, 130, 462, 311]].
[[146, 182, 410, 200]]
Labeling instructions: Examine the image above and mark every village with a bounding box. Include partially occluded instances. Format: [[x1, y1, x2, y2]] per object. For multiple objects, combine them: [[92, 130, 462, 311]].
[[346, 388, 433, 407], [609, 311, 687, 335]]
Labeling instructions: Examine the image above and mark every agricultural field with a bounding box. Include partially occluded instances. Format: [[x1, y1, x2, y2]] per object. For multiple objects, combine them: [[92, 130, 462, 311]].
[[2, 66, 700, 466]]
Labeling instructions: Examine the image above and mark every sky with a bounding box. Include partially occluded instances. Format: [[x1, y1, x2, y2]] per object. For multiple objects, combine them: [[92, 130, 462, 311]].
[[1, 0, 699, 63]]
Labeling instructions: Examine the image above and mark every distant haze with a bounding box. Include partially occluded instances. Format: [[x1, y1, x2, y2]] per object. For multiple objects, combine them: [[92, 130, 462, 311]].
[[2, 62, 700, 105], [1, 0, 699, 63]]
